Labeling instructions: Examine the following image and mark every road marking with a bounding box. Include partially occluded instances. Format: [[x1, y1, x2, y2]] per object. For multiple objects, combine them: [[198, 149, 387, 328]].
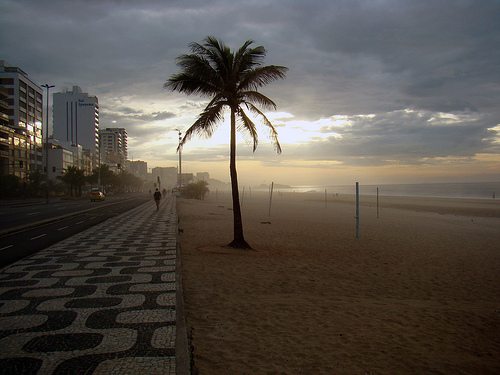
[[0, 244, 14, 251], [30, 233, 47, 240], [26, 212, 40, 216], [57, 226, 69, 231], [76, 221, 85, 225]]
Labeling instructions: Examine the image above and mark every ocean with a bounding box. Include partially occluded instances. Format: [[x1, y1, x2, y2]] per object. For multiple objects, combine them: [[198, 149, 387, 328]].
[[283, 182, 500, 199]]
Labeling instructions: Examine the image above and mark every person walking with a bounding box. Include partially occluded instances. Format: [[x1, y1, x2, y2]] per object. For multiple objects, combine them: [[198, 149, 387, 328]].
[[153, 188, 162, 210]]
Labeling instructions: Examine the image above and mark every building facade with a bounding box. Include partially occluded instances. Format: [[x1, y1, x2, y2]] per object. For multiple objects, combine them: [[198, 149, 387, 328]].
[[100, 128, 127, 166], [151, 167, 177, 191], [196, 172, 210, 182], [0, 60, 43, 179], [129, 160, 148, 181], [52, 86, 99, 155], [46, 143, 75, 181]]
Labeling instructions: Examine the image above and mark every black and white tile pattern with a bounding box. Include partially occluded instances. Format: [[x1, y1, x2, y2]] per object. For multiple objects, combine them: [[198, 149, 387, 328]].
[[0, 196, 179, 374]]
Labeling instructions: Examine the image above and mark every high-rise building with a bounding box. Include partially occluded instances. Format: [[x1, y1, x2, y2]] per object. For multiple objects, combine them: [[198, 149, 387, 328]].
[[52, 86, 99, 155], [129, 160, 148, 181], [0, 60, 43, 178], [100, 128, 127, 165]]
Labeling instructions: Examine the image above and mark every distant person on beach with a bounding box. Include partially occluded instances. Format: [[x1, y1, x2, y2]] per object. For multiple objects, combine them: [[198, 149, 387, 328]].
[[154, 188, 162, 210]]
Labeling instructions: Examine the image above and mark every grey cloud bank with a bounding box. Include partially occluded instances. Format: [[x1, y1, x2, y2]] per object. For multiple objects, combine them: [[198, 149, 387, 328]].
[[1, 0, 499, 183]]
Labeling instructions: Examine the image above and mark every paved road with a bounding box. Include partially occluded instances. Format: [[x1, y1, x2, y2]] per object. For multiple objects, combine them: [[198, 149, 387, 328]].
[[0, 195, 189, 374], [0, 193, 149, 233], [0, 195, 151, 269]]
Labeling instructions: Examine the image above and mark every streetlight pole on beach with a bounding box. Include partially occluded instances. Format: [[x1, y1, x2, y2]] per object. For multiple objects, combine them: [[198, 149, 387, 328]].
[[175, 129, 182, 189], [42, 84, 55, 204]]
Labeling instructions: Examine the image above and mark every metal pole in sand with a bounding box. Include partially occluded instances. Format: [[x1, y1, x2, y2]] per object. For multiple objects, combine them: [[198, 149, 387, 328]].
[[377, 187, 379, 218], [325, 189, 327, 208], [269, 182, 274, 216], [356, 182, 360, 238]]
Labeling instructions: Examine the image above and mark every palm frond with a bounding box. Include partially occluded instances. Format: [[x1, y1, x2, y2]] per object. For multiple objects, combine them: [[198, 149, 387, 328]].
[[164, 73, 218, 97], [167, 36, 286, 155], [238, 65, 289, 91], [241, 91, 277, 110], [245, 103, 282, 154], [165, 52, 222, 96], [234, 42, 264, 74], [179, 101, 225, 149], [198, 36, 231, 81], [237, 108, 259, 152], [176, 54, 218, 83]]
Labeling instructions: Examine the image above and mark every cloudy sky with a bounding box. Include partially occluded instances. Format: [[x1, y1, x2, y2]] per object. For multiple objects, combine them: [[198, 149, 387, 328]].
[[1, 0, 499, 186]]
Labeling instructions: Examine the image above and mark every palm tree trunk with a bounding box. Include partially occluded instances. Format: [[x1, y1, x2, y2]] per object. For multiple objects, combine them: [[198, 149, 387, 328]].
[[227, 107, 252, 249]]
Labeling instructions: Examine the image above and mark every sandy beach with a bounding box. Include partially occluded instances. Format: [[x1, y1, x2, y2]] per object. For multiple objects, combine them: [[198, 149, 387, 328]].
[[178, 190, 500, 375]]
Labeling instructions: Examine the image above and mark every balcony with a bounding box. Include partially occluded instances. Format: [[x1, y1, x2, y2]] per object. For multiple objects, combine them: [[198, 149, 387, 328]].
[[0, 98, 9, 110]]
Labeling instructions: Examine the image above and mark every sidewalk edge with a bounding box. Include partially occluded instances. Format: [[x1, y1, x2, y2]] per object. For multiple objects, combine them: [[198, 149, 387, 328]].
[[174, 196, 191, 375]]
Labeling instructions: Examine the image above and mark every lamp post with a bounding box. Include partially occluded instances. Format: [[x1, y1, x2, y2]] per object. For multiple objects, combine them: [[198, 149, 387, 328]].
[[97, 129, 101, 190], [42, 84, 54, 204], [175, 129, 182, 189]]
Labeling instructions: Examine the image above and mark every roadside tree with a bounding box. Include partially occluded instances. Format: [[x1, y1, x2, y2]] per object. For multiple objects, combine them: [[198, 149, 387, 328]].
[[57, 166, 86, 197]]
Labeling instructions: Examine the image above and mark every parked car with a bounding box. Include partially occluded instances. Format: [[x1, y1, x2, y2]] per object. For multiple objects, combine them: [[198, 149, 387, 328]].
[[89, 191, 105, 201]]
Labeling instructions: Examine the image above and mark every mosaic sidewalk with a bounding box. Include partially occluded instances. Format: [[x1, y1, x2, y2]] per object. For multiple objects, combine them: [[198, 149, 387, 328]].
[[0, 195, 188, 375]]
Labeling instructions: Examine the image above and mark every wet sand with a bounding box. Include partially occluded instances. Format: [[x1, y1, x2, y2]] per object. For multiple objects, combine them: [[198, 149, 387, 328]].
[[178, 191, 500, 374]]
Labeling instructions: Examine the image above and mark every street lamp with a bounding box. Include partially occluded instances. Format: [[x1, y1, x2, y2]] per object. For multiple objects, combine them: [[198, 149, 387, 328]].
[[97, 129, 101, 190], [175, 129, 182, 188], [42, 84, 55, 204]]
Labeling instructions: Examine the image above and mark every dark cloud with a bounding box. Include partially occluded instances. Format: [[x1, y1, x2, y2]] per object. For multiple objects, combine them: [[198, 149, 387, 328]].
[[279, 110, 500, 167], [1, 0, 499, 176]]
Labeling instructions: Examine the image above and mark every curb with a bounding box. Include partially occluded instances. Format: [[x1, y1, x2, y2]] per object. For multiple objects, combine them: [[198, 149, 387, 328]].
[[174, 197, 191, 375]]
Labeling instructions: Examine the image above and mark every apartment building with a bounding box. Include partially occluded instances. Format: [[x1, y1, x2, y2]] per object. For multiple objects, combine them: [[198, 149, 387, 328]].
[[46, 141, 75, 181], [151, 166, 177, 190], [52, 86, 99, 155], [0, 60, 43, 178], [129, 160, 148, 181], [100, 127, 127, 166]]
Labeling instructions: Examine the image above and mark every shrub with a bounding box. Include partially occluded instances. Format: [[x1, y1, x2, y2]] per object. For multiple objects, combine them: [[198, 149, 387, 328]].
[[182, 180, 209, 200]]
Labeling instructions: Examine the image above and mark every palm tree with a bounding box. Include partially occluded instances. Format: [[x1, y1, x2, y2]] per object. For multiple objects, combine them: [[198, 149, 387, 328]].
[[90, 164, 115, 193], [27, 170, 45, 197], [57, 166, 86, 197], [165, 36, 288, 249]]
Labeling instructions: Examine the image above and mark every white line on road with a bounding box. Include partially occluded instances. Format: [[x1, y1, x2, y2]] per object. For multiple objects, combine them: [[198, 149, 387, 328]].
[[30, 233, 47, 240], [57, 226, 69, 231], [26, 212, 40, 216], [76, 221, 85, 225], [0, 244, 14, 251]]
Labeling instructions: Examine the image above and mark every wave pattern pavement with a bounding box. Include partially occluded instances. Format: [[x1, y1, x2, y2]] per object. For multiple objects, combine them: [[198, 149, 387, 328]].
[[0, 195, 184, 374]]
